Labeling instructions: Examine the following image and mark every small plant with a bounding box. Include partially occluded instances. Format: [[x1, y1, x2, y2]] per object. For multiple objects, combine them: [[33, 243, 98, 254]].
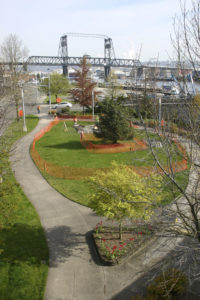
[[147, 268, 188, 299], [100, 241, 128, 261], [131, 268, 188, 300], [48, 109, 57, 115], [61, 107, 70, 114], [94, 224, 140, 263], [95, 221, 103, 234], [145, 119, 157, 128]]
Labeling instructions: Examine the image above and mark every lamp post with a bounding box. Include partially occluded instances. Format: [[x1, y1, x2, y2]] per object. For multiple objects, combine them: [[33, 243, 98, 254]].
[[158, 97, 161, 134], [48, 69, 51, 113], [36, 77, 39, 104], [92, 89, 95, 120], [21, 86, 27, 132]]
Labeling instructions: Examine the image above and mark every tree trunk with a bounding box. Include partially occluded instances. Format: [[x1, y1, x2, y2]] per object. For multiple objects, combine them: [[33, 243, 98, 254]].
[[119, 222, 123, 240], [16, 98, 19, 122]]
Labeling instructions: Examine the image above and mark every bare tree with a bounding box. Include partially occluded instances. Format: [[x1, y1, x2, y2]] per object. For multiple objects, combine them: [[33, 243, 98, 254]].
[[171, 0, 200, 76], [0, 63, 6, 99], [117, 4, 200, 296], [151, 0, 200, 243], [0, 34, 29, 121], [128, 2, 200, 296]]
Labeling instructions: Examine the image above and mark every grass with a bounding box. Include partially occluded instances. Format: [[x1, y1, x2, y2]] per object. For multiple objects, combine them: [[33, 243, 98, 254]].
[[0, 115, 49, 300], [40, 169, 189, 207], [36, 121, 182, 168], [34, 120, 189, 207], [42, 175, 91, 206], [4, 115, 39, 142]]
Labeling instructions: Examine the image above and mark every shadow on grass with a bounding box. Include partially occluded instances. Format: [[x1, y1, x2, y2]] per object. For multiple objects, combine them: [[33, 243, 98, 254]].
[[45, 141, 84, 150], [1, 223, 48, 265], [1, 224, 86, 268]]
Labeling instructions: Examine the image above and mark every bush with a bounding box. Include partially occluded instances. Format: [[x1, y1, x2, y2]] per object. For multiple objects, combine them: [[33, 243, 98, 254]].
[[147, 268, 188, 300], [48, 109, 57, 115], [61, 107, 70, 114], [145, 119, 157, 128], [168, 123, 179, 134], [126, 127, 135, 140]]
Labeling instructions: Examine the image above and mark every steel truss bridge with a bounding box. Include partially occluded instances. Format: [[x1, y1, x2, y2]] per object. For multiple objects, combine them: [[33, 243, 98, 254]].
[[25, 56, 191, 79], [25, 33, 142, 78], [26, 55, 142, 68], [1, 33, 192, 79], [3, 55, 191, 81]]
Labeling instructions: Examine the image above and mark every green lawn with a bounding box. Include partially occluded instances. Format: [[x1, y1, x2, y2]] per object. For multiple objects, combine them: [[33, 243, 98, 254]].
[[35, 120, 188, 207], [41, 169, 189, 207], [0, 116, 49, 300], [36, 121, 182, 168]]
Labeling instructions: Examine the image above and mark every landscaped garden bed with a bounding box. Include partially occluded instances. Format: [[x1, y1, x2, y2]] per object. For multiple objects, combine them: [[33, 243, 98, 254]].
[[80, 132, 147, 153], [92, 221, 156, 265]]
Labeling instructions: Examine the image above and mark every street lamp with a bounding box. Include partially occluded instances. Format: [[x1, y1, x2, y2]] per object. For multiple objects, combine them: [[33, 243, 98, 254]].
[[158, 97, 161, 133], [36, 77, 39, 103], [48, 69, 51, 113], [21, 86, 27, 132], [92, 89, 95, 120]]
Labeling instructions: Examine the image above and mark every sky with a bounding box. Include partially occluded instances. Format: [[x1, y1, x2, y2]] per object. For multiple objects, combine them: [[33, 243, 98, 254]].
[[0, 0, 191, 61]]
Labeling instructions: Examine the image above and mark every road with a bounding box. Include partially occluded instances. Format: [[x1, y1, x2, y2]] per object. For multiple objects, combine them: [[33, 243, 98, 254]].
[[0, 84, 85, 137], [0, 84, 45, 135]]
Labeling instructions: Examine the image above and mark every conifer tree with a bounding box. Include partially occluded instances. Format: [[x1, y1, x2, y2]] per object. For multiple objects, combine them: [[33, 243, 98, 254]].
[[95, 98, 134, 143]]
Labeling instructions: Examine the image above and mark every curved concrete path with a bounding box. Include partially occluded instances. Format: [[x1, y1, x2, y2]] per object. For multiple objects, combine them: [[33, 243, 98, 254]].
[[10, 114, 189, 300]]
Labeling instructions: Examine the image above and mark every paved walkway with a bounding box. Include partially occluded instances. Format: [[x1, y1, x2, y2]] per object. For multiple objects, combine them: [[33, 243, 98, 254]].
[[10, 114, 192, 300]]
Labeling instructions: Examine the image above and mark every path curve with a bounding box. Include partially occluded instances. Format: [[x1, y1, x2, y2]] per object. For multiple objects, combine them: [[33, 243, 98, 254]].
[[10, 114, 189, 300]]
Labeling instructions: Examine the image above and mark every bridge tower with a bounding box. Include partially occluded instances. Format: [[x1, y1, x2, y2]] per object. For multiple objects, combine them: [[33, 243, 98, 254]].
[[104, 38, 115, 80], [58, 35, 68, 76], [58, 33, 116, 80]]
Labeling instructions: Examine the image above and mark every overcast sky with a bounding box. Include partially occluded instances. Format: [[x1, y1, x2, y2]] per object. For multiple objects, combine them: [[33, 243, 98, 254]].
[[0, 0, 191, 61]]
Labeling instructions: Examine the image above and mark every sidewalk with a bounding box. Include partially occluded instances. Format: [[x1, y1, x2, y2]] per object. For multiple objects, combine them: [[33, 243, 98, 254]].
[[10, 114, 188, 300]]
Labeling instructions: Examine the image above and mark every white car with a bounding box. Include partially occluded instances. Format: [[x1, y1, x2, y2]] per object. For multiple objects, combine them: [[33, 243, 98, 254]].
[[52, 102, 72, 109]]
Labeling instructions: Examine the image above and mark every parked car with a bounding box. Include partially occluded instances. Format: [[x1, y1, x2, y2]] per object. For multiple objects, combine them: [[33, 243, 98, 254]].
[[52, 102, 72, 109]]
